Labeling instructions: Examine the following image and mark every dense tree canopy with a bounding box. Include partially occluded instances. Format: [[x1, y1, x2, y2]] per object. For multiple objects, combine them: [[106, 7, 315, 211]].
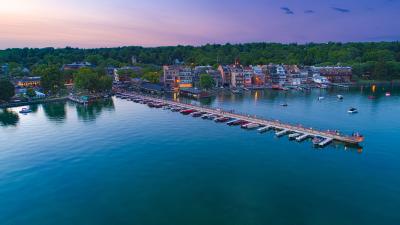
[[33, 65, 64, 94], [199, 74, 215, 90], [74, 68, 112, 93], [1, 42, 400, 80], [0, 79, 15, 102]]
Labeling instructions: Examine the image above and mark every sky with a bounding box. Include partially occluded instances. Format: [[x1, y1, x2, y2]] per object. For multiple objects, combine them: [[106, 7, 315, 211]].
[[0, 0, 399, 49]]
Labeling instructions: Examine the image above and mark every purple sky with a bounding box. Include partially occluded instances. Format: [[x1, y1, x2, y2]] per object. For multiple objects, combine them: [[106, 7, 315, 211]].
[[0, 0, 399, 48]]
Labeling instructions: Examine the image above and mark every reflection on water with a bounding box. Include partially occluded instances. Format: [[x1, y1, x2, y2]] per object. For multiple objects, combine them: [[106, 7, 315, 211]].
[[76, 98, 115, 122], [29, 104, 39, 113], [0, 109, 19, 127], [0, 98, 115, 127], [43, 102, 67, 122]]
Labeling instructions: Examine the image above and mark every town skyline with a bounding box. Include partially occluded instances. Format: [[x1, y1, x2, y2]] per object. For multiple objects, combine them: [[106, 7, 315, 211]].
[[1, 0, 399, 49]]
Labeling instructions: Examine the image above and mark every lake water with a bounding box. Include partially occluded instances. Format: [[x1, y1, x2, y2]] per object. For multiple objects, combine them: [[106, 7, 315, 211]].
[[1, 86, 400, 225]]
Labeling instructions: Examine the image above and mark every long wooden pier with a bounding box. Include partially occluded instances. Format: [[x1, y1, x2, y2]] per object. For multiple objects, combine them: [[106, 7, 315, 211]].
[[117, 92, 364, 146]]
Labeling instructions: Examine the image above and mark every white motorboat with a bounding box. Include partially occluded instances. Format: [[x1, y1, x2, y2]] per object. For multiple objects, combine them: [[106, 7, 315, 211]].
[[19, 108, 32, 114], [348, 107, 358, 114]]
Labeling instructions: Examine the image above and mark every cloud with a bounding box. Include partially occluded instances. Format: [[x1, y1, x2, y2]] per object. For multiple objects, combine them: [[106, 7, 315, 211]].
[[331, 7, 350, 13], [280, 7, 294, 15], [304, 10, 315, 14]]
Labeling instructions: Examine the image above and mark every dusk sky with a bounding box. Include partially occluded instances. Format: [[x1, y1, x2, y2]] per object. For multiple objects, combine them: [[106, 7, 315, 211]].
[[0, 0, 399, 49]]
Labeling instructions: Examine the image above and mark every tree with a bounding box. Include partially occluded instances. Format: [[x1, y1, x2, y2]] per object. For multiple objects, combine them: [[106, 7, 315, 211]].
[[74, 68, 112, 93], [143, 71, 161, 83], [26, 88, 37, 98], [33, 65, 64, 94], [0, 79, 15, 102], [199, 74, 215, 90]]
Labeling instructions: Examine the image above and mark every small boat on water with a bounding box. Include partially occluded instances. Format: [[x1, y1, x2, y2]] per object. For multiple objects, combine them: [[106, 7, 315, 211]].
[[227, 120, 249, 126], [280, 103, 288, 107], [348, 107, 358, 114], [312, 137, 324, 146], [19, 108, 32, 114], [191, 112, 205, 117], [180, 109, 196, 115], [241, 123, 259, 129], [318, 96, 325, 101], [337, 95, 344, 100], [214, 117, 231, 123], [288, 133, 301, 140], [201, 114, 212, 119], [386, 92, 391, 97], [171, 107, 182, 112]]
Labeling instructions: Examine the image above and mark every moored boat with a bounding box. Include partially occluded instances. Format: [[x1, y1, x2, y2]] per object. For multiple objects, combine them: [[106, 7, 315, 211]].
[[348, 107, 358, 114], [288, 133, 301, 140], [241, 123, 259, 129], [312, 137, 324, 146], [180, 109, 196, 115], [191, 112, 205, 117], [227, 120, 249, 126], [19, 108, 32, 114], [214, 117, 231, 123]]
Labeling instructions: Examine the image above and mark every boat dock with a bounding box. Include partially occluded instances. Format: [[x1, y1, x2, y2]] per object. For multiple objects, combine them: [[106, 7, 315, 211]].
[[318, 138, 333, 147], [276, 129, 289, 137], [296, 134, 310, 142], [116, 92, 364, 147], [258, 126, 272, 133]]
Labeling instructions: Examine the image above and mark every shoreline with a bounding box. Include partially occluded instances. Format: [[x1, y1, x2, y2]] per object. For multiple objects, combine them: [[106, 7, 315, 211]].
[[0, 97, 68, 109]]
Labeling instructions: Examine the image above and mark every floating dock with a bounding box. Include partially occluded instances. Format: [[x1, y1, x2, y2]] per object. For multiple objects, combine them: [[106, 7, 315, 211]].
[[296, 134, 310, 142], [258, 126, 272, 133], [319, 138, 333, 147], [116, 92, 364, 147], [276, 129, 289, 137]]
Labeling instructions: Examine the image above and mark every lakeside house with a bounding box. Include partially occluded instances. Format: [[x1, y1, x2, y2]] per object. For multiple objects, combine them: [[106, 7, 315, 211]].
[[313, 66, 352, 83], [163, 65, 193, 91], [217, 65, 231, 87], [15, 77, 41, 88]]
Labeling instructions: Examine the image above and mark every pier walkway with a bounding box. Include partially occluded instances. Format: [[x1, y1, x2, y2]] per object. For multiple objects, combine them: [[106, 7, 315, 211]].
[[117, 92, 364, 146]]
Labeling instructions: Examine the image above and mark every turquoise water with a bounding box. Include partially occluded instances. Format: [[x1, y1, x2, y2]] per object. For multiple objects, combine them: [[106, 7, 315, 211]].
[[1, 86, 400, 225]]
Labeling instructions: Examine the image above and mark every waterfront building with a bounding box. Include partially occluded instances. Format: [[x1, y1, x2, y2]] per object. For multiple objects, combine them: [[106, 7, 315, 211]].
[[243, 67, 253, 87], [62, 62, 92, 71], [229, 65, 244, 88], [261, 65, 272, 85], [313, 66, 352, 83], [299, 68, 312, 84], [193, 66, 212, 87], [268, 65, 286, 87], [312, 74, 330, 85], [252, 66, 265, 86], [287, 73, 302, 86], [207, 69, 223, 88], [163, 65, 193, 90], [15, 77, 41, 88], [217, 65, 231, 87]]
